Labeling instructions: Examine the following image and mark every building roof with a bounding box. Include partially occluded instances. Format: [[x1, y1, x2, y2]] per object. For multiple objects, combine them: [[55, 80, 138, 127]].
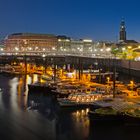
[[7, 33, 57, 40], [10, 33, 55, 37], [124, 40, 138, 44]]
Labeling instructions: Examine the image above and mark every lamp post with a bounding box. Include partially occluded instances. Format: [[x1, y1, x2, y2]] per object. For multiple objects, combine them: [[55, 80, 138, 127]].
[[23, 40, 27, 74]]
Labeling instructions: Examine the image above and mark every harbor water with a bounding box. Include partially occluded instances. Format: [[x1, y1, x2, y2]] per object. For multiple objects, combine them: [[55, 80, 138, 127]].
[[0, 74, 140, 140]]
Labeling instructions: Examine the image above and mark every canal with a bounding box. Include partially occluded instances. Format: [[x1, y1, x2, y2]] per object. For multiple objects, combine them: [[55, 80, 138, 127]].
[[0, 74, 140, 140]]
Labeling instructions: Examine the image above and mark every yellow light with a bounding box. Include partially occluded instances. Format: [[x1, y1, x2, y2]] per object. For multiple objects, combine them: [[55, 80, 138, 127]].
[[128, 46, 132, 49], [107, 77, 110, 80], [130, 80, 134, 85], [138, 46, 140, 49]]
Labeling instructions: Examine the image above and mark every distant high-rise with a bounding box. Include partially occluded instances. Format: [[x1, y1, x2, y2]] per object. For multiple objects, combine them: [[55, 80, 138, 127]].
[[119, 19, 126, 42]]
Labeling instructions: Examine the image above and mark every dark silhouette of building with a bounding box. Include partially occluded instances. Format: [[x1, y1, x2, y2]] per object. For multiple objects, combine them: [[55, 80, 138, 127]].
[[118, 19, 139, 48], [119, 19, 126, 42]]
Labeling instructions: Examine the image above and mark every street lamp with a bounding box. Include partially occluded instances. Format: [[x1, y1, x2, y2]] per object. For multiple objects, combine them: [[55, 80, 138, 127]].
[[23, 40, 28, 74], [106, 76, 110, 84], [130, 80, 134, 91]]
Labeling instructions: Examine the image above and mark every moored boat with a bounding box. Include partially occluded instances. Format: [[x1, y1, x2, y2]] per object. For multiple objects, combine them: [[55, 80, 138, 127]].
[[124, 108, 140, 124], [58, 93, 103, 108], [88, 107, 124, 123], [28, 82, 56, 94]]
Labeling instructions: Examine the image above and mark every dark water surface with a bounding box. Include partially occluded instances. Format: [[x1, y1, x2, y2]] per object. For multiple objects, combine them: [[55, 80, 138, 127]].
[[0, 74, 140, 140]]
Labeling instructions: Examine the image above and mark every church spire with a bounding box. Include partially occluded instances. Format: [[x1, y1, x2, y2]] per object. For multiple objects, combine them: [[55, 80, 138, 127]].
[[119, 19, 126, 42]]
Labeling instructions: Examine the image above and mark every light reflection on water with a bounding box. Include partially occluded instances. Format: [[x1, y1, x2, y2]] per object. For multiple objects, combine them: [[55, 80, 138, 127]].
[[0, 74, 91, 140], [0, 74, 140, 140]]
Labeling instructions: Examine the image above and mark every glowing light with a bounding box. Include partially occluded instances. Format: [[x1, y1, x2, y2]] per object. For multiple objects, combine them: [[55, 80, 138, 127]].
[[66, 39, 70, 42], [28, 47, 32, 51], [128, 46, 132, 49], [23, 40, 27, 45], [83, 39, 92, 42], [52, 47, 56, 50], [130, 80, 134, 85], [106, 48, 111, 52], [0, 48, 4, 51], [15, 47, 19, 51], [100, 49, 103, 52], [42, 54, 46, 57], [35, 47, 38, 50], [122, 47, 126, 51]]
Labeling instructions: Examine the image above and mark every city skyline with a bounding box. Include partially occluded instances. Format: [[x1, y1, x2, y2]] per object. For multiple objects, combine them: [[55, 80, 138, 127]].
[[1, 0, 140, 41]]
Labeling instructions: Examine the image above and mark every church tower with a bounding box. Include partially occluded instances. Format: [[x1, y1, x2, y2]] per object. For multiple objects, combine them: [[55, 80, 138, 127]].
[[119, 19, 126, 42]]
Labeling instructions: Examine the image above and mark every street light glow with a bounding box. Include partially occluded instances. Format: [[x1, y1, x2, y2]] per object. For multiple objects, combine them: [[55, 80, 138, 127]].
[[128, 46, 132, 49], [42, 54, 46, 57], [0, 48, 4, 51], [52, 47, 56, 50], [15, 47, 19, 51], [106, 48, 111, 52]]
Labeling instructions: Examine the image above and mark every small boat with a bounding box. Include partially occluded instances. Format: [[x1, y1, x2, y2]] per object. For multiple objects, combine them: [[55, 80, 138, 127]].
[[28, 82, 56, 94], [88, 107, 124, 123], [124, 108, 140, 124], [41, 74, 53, 81], [89, 97, 126, 111], [58, 93, 103, 108]]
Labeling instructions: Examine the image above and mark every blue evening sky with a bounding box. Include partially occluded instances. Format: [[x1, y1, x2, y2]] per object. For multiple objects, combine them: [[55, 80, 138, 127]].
[[0, 0, 140, 41]]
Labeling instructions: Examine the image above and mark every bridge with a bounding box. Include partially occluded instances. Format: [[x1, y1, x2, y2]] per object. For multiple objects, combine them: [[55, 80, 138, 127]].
[[0, 51, 140, 77]]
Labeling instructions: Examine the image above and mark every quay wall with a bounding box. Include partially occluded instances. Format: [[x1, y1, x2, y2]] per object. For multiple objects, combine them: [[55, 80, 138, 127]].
[[118, 60, 140, 77], [120, 60, 140, 70]]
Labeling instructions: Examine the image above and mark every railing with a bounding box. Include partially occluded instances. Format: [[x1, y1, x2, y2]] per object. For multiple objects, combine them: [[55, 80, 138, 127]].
[[0, 50, 115, 59]]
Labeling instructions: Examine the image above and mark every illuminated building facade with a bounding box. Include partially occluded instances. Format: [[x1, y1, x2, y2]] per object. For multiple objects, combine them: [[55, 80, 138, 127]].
[[5, 33, 57, 52], [3, 33, 112, 57], [57, 35, 71, 52], [83, 39, 93, 53], [70, 40, 84, 53]]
